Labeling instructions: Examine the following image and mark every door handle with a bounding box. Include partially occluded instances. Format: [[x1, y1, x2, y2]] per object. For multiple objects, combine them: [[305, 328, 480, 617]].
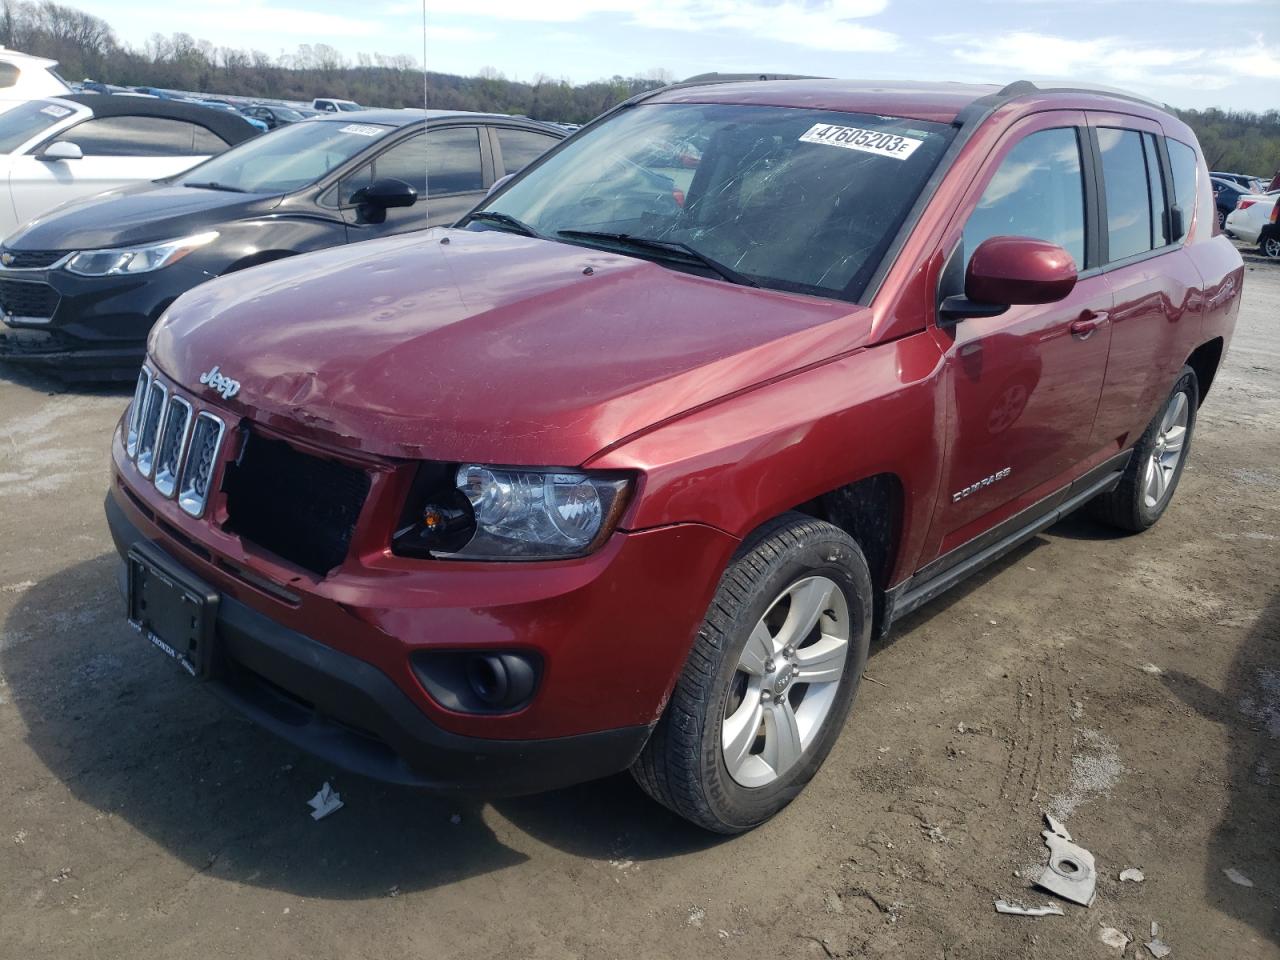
[[1070, 311, 1108, 340]]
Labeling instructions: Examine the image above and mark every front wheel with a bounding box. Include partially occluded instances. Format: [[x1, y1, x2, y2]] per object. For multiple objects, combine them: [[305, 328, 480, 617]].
[[631, 514, 872, 833], [1090, 366, 1198, 532]]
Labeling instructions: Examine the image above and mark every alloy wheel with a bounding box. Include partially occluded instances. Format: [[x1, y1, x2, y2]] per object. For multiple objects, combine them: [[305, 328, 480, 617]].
[[721, 576, 850, 788], [1142, 390, 1189, 509], [1264, 237, 1280, 259]]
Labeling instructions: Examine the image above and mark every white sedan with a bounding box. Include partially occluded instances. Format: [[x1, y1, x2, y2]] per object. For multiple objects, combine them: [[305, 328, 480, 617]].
[[1224, 191, 1278, 247], [0, 93, 258, 240]]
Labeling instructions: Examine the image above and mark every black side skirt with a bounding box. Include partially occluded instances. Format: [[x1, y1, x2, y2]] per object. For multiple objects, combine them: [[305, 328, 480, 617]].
[[884, 450, 1132, 629]]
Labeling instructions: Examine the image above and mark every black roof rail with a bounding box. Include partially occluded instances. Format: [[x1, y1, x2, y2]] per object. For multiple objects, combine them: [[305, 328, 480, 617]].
[[679, 72, 830, 84], [991, 79, 1175, 113]]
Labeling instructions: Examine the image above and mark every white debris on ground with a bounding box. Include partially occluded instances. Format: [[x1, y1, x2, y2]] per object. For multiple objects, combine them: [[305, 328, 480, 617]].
[[994, 899, 1064, 917], [1099, 927, 1131, 951], [1145, 921, 1172, 958], [1036, 814, 1097, 907], [686, 905, 706, 928], [1119, 867, 1146, 882], [1223, 867, 1255, 888], [306, 782, 344, 821], [1140, 663, 1163, 675]]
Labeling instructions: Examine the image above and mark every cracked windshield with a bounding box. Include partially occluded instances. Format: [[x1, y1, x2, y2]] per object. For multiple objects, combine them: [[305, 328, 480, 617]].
[[474, 102, 953, 300]]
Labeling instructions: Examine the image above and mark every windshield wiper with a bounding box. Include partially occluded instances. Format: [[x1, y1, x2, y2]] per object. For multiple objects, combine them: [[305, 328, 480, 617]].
[[556, 230, 758, 287], [466, 210, 542, 238], [183, 181, 247, 193]]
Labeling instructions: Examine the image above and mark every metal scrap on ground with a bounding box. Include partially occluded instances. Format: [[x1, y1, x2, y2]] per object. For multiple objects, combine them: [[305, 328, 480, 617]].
[[1145, 921, 1172, 958], [993, 900, 1064, 917], [1035, 814, 1098, 907], [307, 782, 344, 821]]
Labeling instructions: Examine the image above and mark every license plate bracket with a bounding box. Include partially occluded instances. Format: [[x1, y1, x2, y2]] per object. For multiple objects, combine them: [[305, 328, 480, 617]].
[[127, 543, 219, 679]]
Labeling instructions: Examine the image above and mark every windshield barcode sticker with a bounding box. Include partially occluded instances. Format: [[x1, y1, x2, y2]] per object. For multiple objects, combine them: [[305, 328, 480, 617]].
[[40, 104, 72, 118], [338, 124, 382, 137], [799, 124, 923, 160]]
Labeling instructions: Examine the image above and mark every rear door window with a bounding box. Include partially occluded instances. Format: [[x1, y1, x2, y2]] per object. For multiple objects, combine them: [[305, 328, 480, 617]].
[[494, 127, 560, 175], [1096, 127, 1154, 261], [963, 126, 1086, 269]]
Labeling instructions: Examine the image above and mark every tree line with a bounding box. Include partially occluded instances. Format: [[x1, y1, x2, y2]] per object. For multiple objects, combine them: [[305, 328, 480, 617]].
[[1, 0, 1277, 172]]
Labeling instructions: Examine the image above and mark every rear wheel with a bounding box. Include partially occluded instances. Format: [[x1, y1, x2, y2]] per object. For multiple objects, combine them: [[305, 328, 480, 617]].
[[1217, 208, 1227, 230], [631, 514, 872, 833], [1090, 366, 1198, 532], [1262, 235, 1280, 259]]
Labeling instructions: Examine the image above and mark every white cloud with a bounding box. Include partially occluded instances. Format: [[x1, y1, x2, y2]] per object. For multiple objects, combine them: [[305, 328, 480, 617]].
[[394, 0, 897, 52], [944, 30, 1280, 93]]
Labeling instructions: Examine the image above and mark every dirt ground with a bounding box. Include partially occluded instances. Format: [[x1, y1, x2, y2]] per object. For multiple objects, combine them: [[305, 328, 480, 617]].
[[1, 261, 1277, 960]]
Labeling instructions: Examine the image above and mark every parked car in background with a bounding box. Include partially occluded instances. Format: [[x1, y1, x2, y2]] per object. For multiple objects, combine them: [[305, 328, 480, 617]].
[[0, 94, 257, 241], [1212, 177, 1251, 230], [103, 78, 1240, 833], [313, 97, 363, 113], [1210, 171, 1265, 194], [0, 49, 71, 112], [184, 99, 268, 133], [240, 103, 308, 130], [1226, 191, 1280, 257], [0, 110, 564, 378]]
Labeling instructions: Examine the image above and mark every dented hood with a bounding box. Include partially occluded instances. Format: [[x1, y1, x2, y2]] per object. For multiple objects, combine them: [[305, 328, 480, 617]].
[[149, 228, 869, 465]]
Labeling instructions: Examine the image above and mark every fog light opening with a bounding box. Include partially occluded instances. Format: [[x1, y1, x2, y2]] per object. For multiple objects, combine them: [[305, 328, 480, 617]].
[[467, 654, 510, 706]]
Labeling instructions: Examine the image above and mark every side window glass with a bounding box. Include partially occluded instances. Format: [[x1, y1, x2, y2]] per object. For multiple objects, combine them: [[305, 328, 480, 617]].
[[192, 126, 229, 156], [62, 116, 200, 157], [963, 126, 1085, 269], [371, 133, 426, 194], [1144, 133, 1169, 247], [426, 127, 483, 196], [495, 128, 559, 176], [1097, 127, 1154, 261]]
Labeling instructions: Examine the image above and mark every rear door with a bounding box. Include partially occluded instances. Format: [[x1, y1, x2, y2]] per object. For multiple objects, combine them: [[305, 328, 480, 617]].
[[1086, 115, 1205, 453], [923, 112, 1114, 561], [9, 115, 223, 227], [338, 124, 491, 241]]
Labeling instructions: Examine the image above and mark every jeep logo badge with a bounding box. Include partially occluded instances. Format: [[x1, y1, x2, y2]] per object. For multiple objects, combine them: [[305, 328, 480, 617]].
[[1, 252, 13, 267], [199, 364, 241, 400]]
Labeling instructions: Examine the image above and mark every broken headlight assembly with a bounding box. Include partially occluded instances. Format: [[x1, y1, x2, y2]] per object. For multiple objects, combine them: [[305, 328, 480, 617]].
[[392, 463, 631, 561]]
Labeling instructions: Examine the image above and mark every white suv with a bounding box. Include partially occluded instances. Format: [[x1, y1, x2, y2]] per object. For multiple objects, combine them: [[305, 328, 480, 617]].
[[0, 49, 72, 113]]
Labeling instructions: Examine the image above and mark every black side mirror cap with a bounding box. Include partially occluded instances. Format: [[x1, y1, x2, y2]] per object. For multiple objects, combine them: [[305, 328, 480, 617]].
[[349, 177, 418, 224]]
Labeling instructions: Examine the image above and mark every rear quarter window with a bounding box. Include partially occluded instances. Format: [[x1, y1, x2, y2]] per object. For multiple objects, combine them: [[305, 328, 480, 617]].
[[1166, 139, 1199, 241]]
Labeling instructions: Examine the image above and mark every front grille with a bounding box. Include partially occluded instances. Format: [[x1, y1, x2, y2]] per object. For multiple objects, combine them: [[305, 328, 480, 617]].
[[135, 381, 167, 478], [223, 431, 371, 576], [2, 249, 66, 269], [178, 413, 225, 518], [0, 278, 59, 320], [153, 396, 192, 498]]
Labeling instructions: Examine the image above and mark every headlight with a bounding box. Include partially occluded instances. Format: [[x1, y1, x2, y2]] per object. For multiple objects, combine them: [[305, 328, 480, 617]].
[[392, 464, 631, 561], [65, 231, 218, 277]]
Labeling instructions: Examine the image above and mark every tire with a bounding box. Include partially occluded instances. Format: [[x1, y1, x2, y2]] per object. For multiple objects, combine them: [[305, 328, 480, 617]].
[[1089, 366, 1198, 532], [631, 513, 872, 833], [1261, 235, 1280, 259], [1217, 208, 1226, 230]]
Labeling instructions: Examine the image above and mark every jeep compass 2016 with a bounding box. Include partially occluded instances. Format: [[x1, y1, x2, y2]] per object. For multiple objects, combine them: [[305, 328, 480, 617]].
[[106, 78, 1242, 833]]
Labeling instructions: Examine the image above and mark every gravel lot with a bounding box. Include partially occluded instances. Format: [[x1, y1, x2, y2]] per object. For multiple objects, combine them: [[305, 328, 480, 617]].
[[2, 262, 1277, 960]]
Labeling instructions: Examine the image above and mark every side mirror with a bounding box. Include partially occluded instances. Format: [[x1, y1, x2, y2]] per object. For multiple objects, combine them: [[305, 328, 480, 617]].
[[941, 235, 1077, 323], [486, 173, 514, 198], [39, 141, 83, 161], [349, 177, 417, 224]]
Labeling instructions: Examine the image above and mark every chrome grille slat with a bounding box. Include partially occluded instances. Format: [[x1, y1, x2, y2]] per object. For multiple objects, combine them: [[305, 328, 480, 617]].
[[178, 413, 226, 518], [126, 366, 152, 458], [135, 382, 167, 478], [153, 395, 192, 498]]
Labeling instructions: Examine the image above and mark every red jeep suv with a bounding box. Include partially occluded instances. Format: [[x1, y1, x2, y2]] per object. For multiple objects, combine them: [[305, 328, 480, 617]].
[[106, 78, 1242, 833]]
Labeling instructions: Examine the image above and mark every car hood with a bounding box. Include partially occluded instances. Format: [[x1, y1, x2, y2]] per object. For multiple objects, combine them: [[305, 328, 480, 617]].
[[150, 228, 871, 465], [6, 183, 279, 249]]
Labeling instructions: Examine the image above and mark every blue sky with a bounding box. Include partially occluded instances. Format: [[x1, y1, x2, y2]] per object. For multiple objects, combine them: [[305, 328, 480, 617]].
[[81, 0, 1278, 111]]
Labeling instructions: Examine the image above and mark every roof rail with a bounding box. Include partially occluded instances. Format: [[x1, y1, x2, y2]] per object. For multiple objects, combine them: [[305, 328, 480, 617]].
[[995, 79, 1174, 113], [680, 72, 830, 84]]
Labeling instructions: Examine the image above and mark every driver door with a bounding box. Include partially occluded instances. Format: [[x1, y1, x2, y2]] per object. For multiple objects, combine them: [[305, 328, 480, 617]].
[[338, 126, 491, 242], [920, 112, 1114, 564]]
